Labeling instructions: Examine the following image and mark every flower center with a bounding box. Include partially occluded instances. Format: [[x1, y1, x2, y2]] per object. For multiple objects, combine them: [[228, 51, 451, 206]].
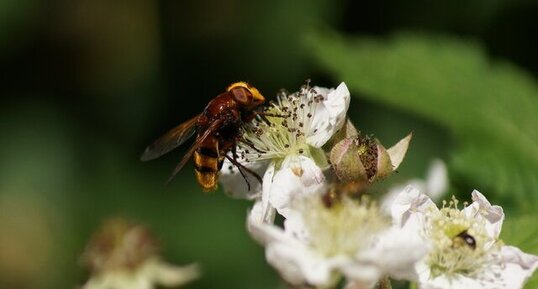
[[425, 197, 502, 278], [239, 83, 325, 163], [298, 196, 388, 257]]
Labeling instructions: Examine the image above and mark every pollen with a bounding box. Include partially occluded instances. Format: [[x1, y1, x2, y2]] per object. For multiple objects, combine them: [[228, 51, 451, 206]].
[[291, 166, 304, 177]]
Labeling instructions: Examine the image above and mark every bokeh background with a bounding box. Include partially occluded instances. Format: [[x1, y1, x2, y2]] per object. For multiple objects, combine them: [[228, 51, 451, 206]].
[[1, 0, 537, 288]]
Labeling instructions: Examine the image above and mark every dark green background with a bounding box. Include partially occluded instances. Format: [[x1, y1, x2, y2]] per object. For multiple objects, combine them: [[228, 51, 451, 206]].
[[1, 0, 537, 288]]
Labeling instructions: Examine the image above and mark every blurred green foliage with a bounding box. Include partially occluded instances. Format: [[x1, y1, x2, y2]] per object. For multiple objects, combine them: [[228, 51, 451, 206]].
[[1, 0, 537, 288], [306, 31, 538, 212]]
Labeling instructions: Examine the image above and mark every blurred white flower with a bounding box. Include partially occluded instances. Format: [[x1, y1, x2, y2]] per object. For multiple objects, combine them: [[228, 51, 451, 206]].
[[391, 187, 538, 289], [247, 192, 426, 288], [82, 258, 200, 289], [381, 159, 448, 213], [221, 81, 350, 221], [80, 218, 200, 289]]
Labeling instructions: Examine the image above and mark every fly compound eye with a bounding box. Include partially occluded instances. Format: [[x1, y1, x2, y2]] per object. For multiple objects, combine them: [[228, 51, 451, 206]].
[[226, 82, 265, 107], [230, 87, 251, 106]]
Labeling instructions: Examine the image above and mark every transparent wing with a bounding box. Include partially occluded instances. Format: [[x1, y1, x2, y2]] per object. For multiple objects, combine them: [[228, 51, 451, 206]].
[[166, 118, 224, 184], [140, 115, 200, 161]]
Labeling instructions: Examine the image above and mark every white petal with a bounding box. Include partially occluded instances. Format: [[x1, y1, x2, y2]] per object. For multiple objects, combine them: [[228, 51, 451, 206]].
[[82, 270, 153, 289], [391, 186, 436, 230], [425, 159, 448, 201], [419, 274, 495, 289], [387, 133, 412, 171], [381, 159, 448, 213], [247, 201, 265, 225], [266, 242, 333, 286], [306, 83, 351, 148], [283, 211, 310, 243], [381, 181, 425, 215], [259, 163, 277, 223], [145, 259, 200, 287], [247, 202, 296, 245], [420, 245, 538, 289], [248, 202, 337, 287], [219, 157, 268, 200], [267, 156, 326, 218], [337, 261, 381, 288], [360, 227, 428, 282], [463, 190, 504, 239], [322, 82, 351, 131], [305, 102, 332, 147], [500, 246, 538, 289]]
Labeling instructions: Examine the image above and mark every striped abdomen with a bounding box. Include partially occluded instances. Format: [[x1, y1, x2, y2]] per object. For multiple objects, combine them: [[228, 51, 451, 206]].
[[193, 135, 223, 192]]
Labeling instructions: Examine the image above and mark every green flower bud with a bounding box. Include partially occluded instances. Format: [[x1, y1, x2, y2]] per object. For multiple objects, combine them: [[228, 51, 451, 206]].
[[330, 132, 412, 184], [330, 137, 368, 182]]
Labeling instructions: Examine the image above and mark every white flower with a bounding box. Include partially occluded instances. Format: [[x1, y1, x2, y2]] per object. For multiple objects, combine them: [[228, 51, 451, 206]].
[[221, 82, 350, 220], [81, 218, 200, 289], [381, 159, 448, 213], [82, 259, 200, 289], [247, 192, 426, 288], [391, 187, 538, 289]]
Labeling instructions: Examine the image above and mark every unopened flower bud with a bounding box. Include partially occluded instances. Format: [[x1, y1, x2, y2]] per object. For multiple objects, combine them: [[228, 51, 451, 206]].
[[330, 137, 368, 183], [330, 133, 412, 184]]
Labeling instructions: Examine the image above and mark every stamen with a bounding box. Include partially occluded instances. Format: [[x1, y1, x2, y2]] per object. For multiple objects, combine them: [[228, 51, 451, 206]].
[[238, 81, 329, 162], [298, 196, 388, 257], [425, 196, 502, 279]]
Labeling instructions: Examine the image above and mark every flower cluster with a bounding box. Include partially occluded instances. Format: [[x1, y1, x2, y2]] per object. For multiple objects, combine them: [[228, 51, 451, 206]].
[[80, 81, 538, 289], [218, 81, 538, 289]]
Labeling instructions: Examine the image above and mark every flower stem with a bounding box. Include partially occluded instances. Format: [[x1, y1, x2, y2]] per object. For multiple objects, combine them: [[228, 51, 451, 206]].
[[409, 282, 418, 289]]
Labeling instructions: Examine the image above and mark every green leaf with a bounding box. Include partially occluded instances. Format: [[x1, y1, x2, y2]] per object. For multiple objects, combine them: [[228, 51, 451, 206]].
[[501, 214, 538, 256], [306, 31, 538, 210]]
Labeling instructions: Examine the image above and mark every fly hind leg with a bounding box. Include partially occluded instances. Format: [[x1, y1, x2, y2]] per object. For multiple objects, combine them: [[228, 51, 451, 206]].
[[226, 146, 263, 192]]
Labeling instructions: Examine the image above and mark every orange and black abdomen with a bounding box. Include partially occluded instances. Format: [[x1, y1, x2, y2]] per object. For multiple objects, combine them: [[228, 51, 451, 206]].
[[193, 134, 223, 192], [193, 92, 242, 191]]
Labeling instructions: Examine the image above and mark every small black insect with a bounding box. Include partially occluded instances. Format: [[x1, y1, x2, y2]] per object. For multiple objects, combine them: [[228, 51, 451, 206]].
[[454, 230, 476, 250]]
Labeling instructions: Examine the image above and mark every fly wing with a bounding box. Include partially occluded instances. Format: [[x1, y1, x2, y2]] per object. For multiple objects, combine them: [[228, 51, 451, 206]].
[[140, 115, 200, 161], [166, 118, 224, 184]]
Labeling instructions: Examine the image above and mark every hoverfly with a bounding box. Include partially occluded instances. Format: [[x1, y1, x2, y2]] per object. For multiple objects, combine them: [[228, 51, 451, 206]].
[[140, 82, 265, 191]]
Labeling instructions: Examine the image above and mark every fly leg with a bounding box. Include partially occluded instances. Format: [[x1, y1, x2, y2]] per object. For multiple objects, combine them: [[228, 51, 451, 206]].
[[232, 145, 262, 183], [257, 112, 287, 118], [226, 146, 262, 192]]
